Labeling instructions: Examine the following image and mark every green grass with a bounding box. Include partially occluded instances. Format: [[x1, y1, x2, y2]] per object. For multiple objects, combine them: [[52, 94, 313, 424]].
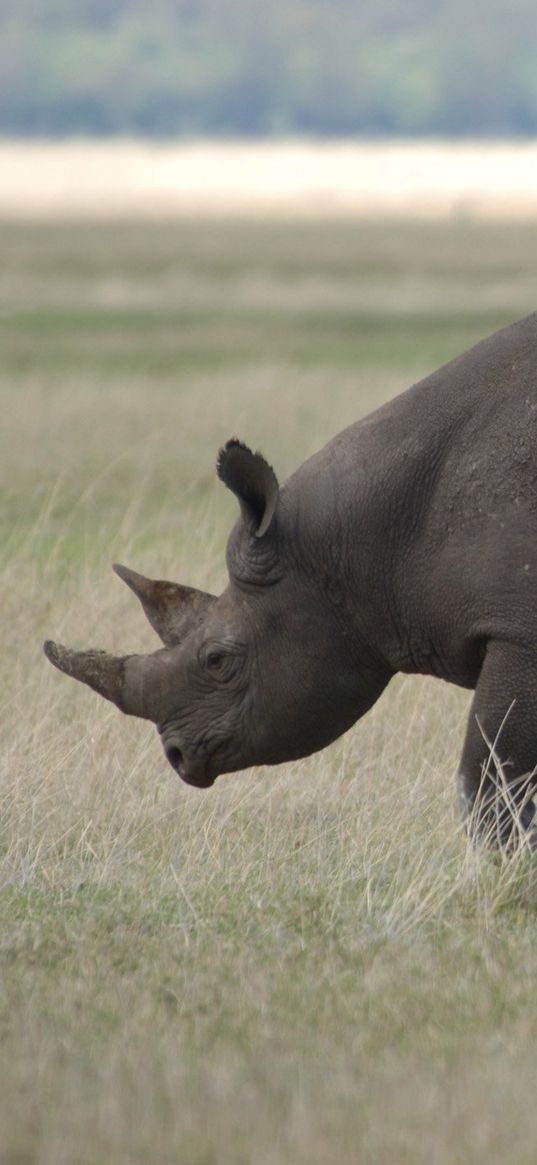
[[2, 217, 537, 379], [4, 306, 515, 380], [4, 217, 537, 1163]]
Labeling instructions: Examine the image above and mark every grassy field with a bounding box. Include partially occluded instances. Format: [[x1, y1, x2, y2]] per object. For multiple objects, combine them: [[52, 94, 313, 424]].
[[3, 216, 537, 1163]]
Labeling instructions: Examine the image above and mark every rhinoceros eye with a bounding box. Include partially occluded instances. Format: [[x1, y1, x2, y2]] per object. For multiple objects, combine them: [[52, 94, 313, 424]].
[[199, 642, 230, 674], [199, 640, 244, 679], [206, 649, 225, 670]]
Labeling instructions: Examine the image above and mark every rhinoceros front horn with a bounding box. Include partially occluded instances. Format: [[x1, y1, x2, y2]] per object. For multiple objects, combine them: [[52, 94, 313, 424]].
[[43, 640, 156, 721]]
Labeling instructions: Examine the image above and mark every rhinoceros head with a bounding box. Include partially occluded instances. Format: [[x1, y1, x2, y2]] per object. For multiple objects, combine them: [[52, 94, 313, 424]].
[[44, 440, 376, 787]]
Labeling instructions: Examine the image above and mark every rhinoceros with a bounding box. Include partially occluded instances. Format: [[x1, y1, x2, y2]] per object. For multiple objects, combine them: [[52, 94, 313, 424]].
[[45, 313, 537, 844]]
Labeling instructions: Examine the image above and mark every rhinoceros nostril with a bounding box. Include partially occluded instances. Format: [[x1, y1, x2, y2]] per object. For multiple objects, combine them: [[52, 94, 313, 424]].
[[165, 744, 184, 773]]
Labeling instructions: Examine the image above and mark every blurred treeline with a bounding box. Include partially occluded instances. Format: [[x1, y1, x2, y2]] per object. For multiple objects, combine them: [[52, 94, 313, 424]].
[[2, 0, 536, 137]]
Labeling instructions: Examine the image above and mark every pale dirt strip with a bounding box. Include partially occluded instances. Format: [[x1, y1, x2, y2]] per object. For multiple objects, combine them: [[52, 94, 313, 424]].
[[1, 139, 537, 219]]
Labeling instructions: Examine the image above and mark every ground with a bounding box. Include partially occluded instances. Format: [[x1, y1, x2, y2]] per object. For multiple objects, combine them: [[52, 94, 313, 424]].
[[3, 211, 537, 1163]]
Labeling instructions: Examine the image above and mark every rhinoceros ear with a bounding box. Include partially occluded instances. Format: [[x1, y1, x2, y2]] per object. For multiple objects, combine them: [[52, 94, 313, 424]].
[[113, 564, 215, 647], [217, 439, 279, 537]]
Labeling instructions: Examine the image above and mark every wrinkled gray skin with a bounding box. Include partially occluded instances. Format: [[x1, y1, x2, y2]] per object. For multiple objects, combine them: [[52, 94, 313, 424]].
[[45, 314, 537, 844]]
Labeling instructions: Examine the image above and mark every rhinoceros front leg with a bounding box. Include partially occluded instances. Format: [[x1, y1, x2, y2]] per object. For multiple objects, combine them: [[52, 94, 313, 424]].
[[459, 641, 537, 846]]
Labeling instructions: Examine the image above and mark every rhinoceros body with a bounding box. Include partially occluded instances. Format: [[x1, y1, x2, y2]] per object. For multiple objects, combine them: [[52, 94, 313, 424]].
[[45, 313, 537, 843]]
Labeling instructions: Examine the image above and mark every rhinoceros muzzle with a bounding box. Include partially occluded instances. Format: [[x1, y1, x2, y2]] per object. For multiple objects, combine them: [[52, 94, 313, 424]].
[[161, 736, 217, 789]]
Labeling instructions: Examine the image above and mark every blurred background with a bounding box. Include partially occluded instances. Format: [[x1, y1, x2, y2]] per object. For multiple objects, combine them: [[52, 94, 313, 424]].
[[1, 0, 537, 217], [2, 0, 537, 138]]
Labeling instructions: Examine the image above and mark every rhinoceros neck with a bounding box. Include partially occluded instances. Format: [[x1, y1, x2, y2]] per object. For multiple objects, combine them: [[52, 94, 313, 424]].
[[281, 312, 537, 682]]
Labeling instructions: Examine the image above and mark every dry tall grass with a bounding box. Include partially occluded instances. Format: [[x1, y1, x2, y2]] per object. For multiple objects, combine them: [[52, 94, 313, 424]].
[[3, 217, 537, 1163]]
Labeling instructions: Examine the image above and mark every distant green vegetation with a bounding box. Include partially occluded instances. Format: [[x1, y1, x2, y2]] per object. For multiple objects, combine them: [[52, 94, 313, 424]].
[[2, 0, 537, 137]]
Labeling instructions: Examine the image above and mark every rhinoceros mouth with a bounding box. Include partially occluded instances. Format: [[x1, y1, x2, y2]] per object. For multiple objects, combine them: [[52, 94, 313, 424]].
[[164, 743, 216, 789]]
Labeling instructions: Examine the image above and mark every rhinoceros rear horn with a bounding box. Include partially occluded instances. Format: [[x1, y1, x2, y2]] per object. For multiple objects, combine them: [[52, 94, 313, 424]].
[[43, 640, 155, 720], [217, 439, 279, 537], [113, 564, 215, 647]]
